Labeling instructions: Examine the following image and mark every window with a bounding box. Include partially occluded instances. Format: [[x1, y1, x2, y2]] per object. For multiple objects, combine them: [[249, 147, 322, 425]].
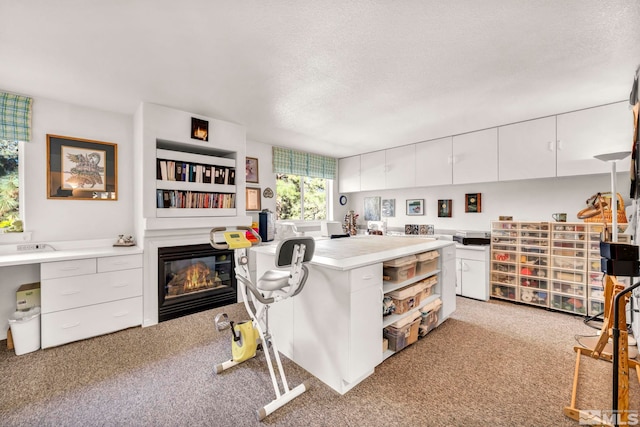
[[0, 139, 20, 230], [272, 146, 336, 221], [275, 174, 328, 220]]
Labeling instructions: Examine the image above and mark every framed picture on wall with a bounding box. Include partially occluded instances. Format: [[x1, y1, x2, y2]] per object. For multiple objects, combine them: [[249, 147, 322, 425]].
[[246, 157, 259, 183], [438, 199, 452, 217], [191, 117, 209, 141], [382, 199, 395, 217], [364, 196, 381, 221], [465, 193, 482, 213], [246, 187, 261, 211], [406, 199, 424, 216], [46, 134, 118, 200]]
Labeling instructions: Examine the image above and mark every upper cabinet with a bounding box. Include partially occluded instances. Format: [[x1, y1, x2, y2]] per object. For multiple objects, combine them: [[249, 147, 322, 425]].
[[452, 128, 498, 184], [556, 102, 632, 177], [415, 137, 453, 187], [498, 116, 557, 181], [338, 155, 361, 193], [360, 151, 386, 191], [385, 145, 415, 189]]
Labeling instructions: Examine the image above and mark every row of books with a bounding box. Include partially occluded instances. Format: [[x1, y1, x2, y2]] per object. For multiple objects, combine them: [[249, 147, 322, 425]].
[[157, 159, 235, 185], [156, 190, 236, 209]]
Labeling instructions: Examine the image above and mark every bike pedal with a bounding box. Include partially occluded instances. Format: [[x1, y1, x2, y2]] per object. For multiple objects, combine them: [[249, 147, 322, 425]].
[[214, 313, 231, 331]]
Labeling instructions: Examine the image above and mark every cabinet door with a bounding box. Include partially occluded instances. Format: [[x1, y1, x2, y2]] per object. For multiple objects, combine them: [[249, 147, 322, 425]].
[[460, 259, 489, 301], [360, 151, 386, 191], [385, 145, 415, 189], [338, 155, 361, 193], [557, 102, 632, 177], [440, 245, 457, 320], [499, 116, 556, 181], [415, 137, 453, 186], [455, 258, 462, 295], [452, 128, 498, 184]]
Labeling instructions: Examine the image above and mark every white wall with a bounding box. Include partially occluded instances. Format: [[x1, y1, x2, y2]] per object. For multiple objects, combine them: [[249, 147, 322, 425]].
[[245, 139, 277, 224], [342, 173, 631, 233], [25, 97, 135, 242]]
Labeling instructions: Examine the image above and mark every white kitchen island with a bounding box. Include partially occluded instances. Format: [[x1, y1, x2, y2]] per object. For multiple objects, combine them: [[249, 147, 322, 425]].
[[251, 235, 456, 395]]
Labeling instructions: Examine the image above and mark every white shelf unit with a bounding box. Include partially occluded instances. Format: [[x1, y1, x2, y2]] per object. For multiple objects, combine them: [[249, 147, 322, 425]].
[[155, 142, 237, 217], [382, 260, 442, 360]]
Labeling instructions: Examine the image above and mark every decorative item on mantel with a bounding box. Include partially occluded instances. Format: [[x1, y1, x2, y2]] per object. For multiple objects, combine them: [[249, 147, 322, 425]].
[[344, 210, 359, 236], [114, 235, 135, 247]]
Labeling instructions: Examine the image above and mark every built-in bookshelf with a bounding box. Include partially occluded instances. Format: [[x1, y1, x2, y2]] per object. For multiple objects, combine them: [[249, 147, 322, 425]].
[[154, 142, 237, 218]]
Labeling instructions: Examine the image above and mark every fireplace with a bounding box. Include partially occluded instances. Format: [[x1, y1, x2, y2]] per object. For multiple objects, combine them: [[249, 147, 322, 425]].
[[158, 243, 236, 322]]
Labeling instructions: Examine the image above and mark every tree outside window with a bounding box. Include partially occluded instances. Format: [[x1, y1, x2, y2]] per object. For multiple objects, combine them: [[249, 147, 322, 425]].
[[276, 174, 327, 221], [0, 139, 19, 230]]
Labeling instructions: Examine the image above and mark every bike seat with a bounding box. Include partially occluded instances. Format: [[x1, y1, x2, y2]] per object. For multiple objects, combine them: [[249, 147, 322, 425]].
[[257, 270, 291, 292]]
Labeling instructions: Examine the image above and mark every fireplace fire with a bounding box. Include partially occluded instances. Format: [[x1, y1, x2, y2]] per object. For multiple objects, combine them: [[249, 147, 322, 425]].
[[158, 244, 236, 322]]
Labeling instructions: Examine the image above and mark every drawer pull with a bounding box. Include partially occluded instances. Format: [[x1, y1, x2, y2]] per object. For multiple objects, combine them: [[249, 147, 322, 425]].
[[61, 290, 81, 296], [62, 322, 80, 329], [110, 261, 129, 266], [361, 274, 374, 280], [113, 311, 129, 317], [112, 283, 129, 288], [60, 266, 80, 271]]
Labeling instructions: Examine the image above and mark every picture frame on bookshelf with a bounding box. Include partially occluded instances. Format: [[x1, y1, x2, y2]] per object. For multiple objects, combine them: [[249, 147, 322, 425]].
[[191, 117, 209, 141], [406, 199, 424, 216], [46, 134, 117, 200], [246, 157, 259, 183], [246, 187, 261, 211], [465, 193, 482, 213]]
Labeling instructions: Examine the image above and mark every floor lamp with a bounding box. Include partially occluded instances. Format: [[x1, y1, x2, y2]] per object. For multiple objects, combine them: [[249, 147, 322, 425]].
[[594, 151, 631, 242]]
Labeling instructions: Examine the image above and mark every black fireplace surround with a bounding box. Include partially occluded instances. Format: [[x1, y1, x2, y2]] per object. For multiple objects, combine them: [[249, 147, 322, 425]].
[[158, 243, 236, 322]]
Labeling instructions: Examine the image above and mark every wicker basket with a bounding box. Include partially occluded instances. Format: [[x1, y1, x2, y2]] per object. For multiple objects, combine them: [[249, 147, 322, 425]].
[[582, 192, 627, 224]]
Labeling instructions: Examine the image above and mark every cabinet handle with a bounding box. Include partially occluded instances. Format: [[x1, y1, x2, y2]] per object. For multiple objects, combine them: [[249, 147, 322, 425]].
[[109, 261, 129, 266], [557, 140, 563, 150], [61, 290, 81, 296], [60, 266, 80, 271], [62, 322, 80, 329], [548, 141, 554, 151], [361, 274, 374, 280], [112, 282, 129, 288], [462, 262, 470, 272], [113, 311, 129, 318]]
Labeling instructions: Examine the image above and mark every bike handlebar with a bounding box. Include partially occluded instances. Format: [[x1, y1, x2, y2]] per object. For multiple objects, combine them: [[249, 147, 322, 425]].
[[209, 226, 262, 250]]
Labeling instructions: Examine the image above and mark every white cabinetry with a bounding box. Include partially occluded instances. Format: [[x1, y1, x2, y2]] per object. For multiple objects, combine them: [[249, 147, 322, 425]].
[[556, 102, 632, 177], [360, 151, 386, 191], [415, 137, 453, 186], [41, 254, 143, 348], [385, 145, 415, 189], [498, 116, 557, 181], [452, 128, 498, 184], [338, 155, 361, 193], [456, 246, 490, 301]]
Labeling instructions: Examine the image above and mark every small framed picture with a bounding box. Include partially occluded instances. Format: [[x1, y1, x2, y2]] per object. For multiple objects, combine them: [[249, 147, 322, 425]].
[[465, 193, 482, 213], [246, 187, 261, 211], [246, 157, 259, 183], [191, 117, 209, 141], [438, 199, 452, 218], [406, 199, 424, 216], [382, 199, 395, 217], [364, 196, 381, 221]]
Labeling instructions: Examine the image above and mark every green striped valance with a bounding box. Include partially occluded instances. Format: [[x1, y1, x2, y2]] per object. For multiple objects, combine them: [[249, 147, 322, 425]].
[[0, 92, 32, 142], [273, 146, 337, 180]]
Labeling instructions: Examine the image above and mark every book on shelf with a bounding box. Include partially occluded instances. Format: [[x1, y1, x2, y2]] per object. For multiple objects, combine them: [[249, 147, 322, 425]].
[[156, 190, 236, 209]]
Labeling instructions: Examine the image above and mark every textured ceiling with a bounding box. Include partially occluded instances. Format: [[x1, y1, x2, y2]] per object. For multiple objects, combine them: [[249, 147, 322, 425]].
[[1, 1, 639, 158]]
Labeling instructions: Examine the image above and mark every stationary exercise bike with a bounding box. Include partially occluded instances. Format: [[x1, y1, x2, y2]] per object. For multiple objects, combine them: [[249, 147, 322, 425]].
[[209, 226, 315, 421]]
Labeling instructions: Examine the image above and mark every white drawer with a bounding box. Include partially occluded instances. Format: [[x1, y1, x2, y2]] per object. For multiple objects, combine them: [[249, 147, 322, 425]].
[[98, 254, 143, 272], [41, 258, 96, 280], [42, 268, 143, 313], [41, 296, 142, 349], [349, 263, 382, 292]]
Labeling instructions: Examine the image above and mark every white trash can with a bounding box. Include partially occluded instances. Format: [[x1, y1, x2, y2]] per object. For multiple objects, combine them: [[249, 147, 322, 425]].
[[8, 307, 41, 355]]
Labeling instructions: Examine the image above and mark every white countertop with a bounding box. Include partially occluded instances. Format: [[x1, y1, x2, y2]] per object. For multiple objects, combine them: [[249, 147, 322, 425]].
[[0, 245, 143, 267], [252, 235, 454, 270]]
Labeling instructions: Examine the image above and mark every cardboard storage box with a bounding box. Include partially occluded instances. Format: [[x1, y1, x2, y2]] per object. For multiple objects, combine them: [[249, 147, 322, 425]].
[[383, 255, 417, 284], [415, 251, 439, 275], [16, 282, 40, 311], [388, 283, 422, 314], [415, 276, 437, 302]]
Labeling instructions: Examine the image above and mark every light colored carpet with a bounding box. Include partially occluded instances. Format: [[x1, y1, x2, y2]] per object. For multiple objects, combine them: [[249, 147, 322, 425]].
[[0, 297, 638, 426]]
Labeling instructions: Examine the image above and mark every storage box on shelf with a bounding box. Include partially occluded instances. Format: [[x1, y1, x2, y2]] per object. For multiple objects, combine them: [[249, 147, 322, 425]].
[[415, 250, 439, 276], [586, 223, 631, 316], [382, 252, 442, 358], [419, 297, 442, 338], [490, 221, 519, 301]]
